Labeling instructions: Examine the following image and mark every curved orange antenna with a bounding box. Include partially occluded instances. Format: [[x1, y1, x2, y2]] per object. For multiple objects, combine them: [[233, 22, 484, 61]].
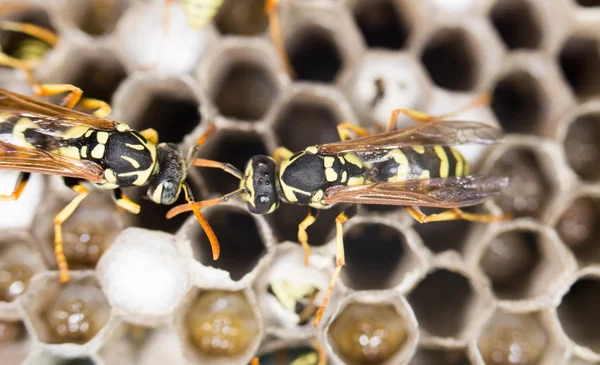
[[182, 184, 220, 260], [166, 189, 244, 219]]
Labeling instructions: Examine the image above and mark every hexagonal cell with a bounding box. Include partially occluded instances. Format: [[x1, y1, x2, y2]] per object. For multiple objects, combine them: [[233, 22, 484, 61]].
[[287, 26, 343, 83], [408, 269, 480, 340], [479, 228, 568, 301], [0, 320, 29, 365], [132, 325, 188, 365], [0, 4, 55, 71], [558, 275, 600, 353], [0, 235, 45, 303], [326, 292, 418, 365], [491, 70, 547, 134], [555, 195, 600, 263], [475, 310, 566, 365], [559, 35, 600, 99], [198, 129, 268, 196], [214, 0, 268, 36], [273, 90, 345, 152], [341, 222, 420, 290], [420, 27, 478, 91], [207, 46, 281, 122], [58, 0, 131, 37], [490, 0, 543, 50], [351, 0, 413, 50], [485, 147, 556, 219], [409, 347, 471, 365], [178, 289, 261, 364], [189, 205, 266, 281], [256, 344, 326, 365], [116, 77, 202, 145], [52, 48, 127, 106], [33, 191, 123, 270], [21, 274, 111, 345], [23, 350, 100, 365], [562, 111, 600, 181], [412, 207, 473, 253]]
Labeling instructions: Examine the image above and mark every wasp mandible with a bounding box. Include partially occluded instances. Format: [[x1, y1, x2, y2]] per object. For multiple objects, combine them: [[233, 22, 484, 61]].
[[166, 94, 511, 327]]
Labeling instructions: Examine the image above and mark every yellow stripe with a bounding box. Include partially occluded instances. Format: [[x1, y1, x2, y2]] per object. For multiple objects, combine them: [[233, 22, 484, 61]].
[[450, 148, 463, 176], [420, 170, 430, 179], [389, 149, 409, 182], [434, 145, 449, 178], [121, 156, 140, 169], [412, 146, 425, 154]]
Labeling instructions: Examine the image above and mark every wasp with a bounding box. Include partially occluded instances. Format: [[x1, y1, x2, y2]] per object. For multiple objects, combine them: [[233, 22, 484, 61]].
[[0, 85, 221, 284], [251, 340, 327, 365], [166, 94, 510, 327], [267, 279, 320, 326]]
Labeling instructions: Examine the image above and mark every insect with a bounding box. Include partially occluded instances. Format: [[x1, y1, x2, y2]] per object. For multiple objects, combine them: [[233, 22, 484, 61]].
[[0, 18, 57, 75], [251, 340, 327, 365], [166, 94, 511, 327], [267, 279, 320, 325], [0, 85, 221, 284]]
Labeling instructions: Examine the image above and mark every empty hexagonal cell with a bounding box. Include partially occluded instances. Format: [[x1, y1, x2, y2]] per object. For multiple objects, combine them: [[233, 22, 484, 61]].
[[491, 70, 547, 134], [21, 274, 111, 345], [178, 289, 261, 364], [408, 269, 481, 340], [0, 235, 45, 303], [273, 90, 345, 152], [490, 0, 543, 50], [198, 129, 268, 196], [558, 275, 600, 353], [58, 0, 131, 37], [575, 0, 600, 6], [420, 27, 478, 91], [563, 111, 600, 181], [479, 228, 568, 301], [0, 4, 55, 71], [33, 191, 123, 270], [215, 0, 268, 36], [556, 195, 600, 263], [412, 207, 473, 253], [116, 77, 202, 145], [559, 35, 600, 99], [485, 147, 556, 219], [189, 205, 266, 281], [341, 222, 421, 290], [352, 0, 413, 50], [286, 26, 345, 83], [409, 347, 471, 365], [476, 310, 566, 365], [326, 292, 418, 365], [0, 320, 29, 365], [207, 47, 281, 121]]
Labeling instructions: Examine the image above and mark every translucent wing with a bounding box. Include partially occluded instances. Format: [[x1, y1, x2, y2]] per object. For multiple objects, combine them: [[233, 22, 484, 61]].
[[321, 176, 509, 208], [0, 141, 105, 182], [0, 88, 119, 131], [317, 121, 503, 154]]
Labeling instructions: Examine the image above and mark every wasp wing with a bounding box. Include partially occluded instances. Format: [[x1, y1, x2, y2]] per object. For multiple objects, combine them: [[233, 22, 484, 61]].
[[317, 121, 503, 154], [321, 175, 508, 208], [0, 141, 105, 182], [0, 88, 119, 131]]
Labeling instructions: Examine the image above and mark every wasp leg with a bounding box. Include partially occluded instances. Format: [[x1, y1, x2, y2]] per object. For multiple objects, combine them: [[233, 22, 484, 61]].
[[337, 122, 371, 141], [406, 206, 511, 224], [185, 124, 217, 166], [298, 207, 319, 266], [386, 92, 492, 131], [192, 159, 243, 179], [273, 146, 293, 164], [55, 178, 89, 283], [265, 0, 295, 78], [251, 357, 260, 365], [0, 172, 30, 201], [312, 207, 357, 327], [76, 97, 112, 118], [112, 188, 141, 214], [140, 128, 159, 145], [0, 21, 58, 70]]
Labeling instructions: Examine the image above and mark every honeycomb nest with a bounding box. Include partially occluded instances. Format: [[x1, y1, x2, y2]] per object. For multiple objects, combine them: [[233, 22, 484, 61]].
[[1, 0, 600, 364]]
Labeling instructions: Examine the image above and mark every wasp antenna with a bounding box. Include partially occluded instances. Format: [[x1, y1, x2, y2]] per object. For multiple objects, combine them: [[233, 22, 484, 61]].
[[166, 189, 245, 219], [192, 159, 243, 180], [182, 183, 221, 260]]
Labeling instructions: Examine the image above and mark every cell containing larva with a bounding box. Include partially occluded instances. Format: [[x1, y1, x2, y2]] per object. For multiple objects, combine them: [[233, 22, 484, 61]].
[[176, 288, 262, 365]]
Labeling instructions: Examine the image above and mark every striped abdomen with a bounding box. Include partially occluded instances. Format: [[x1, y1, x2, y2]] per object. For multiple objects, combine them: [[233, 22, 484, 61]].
[[368, 145, 470, 183]]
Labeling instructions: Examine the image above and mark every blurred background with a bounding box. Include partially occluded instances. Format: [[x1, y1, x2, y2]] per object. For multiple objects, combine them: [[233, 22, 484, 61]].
[[0, 0, 599, 364]]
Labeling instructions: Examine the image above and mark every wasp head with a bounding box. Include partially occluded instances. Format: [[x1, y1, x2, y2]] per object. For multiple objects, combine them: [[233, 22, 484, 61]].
[[147, 143, 186, 205], [239, 155, 279, 214]]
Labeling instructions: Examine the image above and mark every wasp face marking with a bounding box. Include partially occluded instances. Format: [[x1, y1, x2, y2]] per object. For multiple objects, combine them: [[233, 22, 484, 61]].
[[241, 155, 278, 214]]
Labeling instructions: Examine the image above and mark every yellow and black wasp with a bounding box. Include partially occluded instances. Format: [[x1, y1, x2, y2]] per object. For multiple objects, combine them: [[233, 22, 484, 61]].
[[267, 279, 320, 326], [166, 95, 510, 327], [250, 340, 327, 365], [0, 85, 221, 284]]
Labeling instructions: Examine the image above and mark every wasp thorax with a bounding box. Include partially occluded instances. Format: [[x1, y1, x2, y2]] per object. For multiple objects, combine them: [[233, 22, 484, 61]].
[[240, 155, 279, 214], [148, 143, 186, 205]]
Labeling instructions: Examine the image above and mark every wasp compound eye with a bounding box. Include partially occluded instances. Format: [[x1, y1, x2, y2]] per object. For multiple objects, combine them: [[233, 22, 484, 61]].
[[244, 156, 278, 214]]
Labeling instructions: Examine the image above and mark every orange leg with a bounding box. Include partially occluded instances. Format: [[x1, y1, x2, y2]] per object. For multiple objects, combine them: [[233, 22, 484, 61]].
[[386, 92, 492, 131], [265, 0, 295, 78], [185, 124, 217, 166], [405, 206, 511, 224], [0, 172, 30, 201], [337, 122, 371, 141], [298, 207, 319, 266], [182, 182, 221, 260]]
